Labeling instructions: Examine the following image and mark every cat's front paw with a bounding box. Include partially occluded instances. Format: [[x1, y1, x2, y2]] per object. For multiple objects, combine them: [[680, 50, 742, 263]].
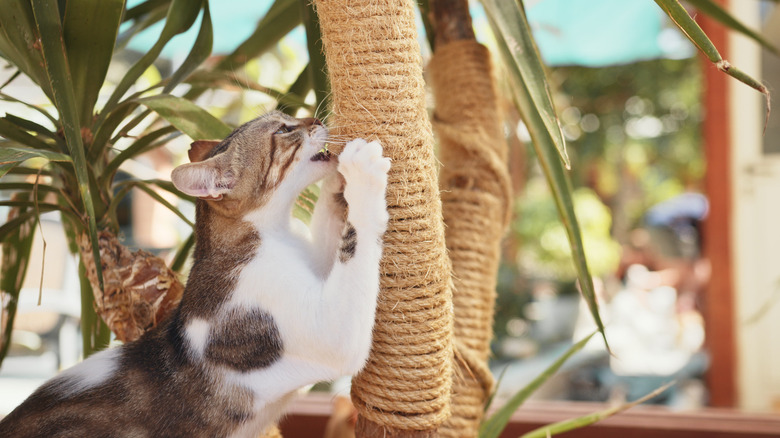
[[339, 139, 391, 189], [338, 139, 390, 231]]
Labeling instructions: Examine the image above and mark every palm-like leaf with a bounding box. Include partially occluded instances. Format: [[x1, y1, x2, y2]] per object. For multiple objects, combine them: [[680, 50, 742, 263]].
[[481, 0, 608, 349], [0, 0, 214, 361], [655, 0, 770, 114], [686, 0, 779, 55], [0, 201, 37, 364], [31, 1, 105, 295]]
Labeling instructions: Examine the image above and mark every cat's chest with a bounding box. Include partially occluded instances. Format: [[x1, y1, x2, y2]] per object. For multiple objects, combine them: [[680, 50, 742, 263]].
[[228, 233, 318, 309]]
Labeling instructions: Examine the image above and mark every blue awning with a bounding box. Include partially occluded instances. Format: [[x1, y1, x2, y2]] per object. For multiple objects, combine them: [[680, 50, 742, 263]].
[[525, 0, 694, 67], [125, 0, 694, 67]]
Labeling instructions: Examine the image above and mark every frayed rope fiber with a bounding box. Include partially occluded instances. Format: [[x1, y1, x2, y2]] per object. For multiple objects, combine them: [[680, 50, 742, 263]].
[[431, 41, 512, 437], [315, 0, 454, 432]]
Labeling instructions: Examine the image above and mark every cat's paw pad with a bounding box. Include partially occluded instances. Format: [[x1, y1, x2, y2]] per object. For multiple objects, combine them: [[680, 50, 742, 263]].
[[338, 139, 391, 190]]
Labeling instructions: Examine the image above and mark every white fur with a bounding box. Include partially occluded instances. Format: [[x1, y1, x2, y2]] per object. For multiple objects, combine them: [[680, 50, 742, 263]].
[[185, 318, 211, 359], [226, 138, 390, 425], [51, 347, 120, 397]]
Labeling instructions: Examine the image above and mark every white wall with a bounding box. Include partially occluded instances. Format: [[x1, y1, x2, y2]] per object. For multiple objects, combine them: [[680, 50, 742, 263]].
[[729, 0, 780, 413]]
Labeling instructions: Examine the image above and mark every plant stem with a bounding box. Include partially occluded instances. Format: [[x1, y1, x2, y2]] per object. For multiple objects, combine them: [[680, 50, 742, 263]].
[[78, 259, 110, 357]]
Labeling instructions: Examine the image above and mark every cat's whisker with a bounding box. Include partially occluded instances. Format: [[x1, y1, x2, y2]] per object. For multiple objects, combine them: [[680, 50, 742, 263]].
[[314, 94, 333, 120]]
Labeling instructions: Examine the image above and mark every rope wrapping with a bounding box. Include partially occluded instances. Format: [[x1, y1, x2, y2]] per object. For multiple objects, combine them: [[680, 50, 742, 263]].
[[315, 0, 454, 433], [431, 40, 512, 437]]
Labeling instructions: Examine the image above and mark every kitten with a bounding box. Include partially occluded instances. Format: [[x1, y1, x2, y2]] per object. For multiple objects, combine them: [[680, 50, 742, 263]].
[[0, 111, 390, 437]]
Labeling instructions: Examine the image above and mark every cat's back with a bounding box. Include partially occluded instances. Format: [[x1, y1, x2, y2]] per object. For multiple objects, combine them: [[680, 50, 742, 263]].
[[0, 314, 254, 438]]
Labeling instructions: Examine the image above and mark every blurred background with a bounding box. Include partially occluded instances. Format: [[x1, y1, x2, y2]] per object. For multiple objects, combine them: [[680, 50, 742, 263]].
[[1, 0, 778, 421]]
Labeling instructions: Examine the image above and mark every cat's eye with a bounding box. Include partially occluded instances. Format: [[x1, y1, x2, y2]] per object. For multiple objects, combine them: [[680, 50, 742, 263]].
[[274, 125, 293, 135]]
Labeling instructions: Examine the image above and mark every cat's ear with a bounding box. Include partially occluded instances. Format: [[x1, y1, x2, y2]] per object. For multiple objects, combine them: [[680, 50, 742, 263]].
[[171, 160, 235, 201], [188, 140, 222, 163]]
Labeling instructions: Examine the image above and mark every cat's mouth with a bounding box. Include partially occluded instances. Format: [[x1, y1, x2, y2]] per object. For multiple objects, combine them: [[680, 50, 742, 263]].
[[310, 146, 332, 162]]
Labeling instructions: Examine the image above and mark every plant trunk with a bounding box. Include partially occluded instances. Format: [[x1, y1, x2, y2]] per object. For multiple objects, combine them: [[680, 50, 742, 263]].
[[77, 230, 183, 343]]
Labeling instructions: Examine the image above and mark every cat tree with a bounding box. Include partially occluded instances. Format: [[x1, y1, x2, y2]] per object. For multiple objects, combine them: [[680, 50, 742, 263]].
[[430, 1, 512, 435], [315, 0, 454, 435], [315, 0, 510, 436]]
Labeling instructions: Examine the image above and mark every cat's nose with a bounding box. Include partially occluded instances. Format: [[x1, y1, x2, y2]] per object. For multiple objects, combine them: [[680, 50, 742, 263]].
[[302, 117, 323, 127]]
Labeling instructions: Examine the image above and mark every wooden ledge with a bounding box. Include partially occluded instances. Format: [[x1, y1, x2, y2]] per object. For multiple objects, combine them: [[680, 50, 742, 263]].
[[279, 393, 780, 437]]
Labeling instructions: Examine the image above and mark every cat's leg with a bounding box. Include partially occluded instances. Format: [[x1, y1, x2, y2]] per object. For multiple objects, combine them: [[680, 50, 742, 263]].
[[312, 138, 390, 376], [308, 171, 347, 277]]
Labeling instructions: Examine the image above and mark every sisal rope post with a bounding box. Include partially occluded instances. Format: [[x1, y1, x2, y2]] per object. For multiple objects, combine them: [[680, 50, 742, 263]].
[[314, 0, 454, 436], [430, 1, 513, 436]]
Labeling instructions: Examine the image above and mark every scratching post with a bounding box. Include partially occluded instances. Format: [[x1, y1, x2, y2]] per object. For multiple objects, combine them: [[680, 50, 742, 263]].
[[430, 1, 512, 436], [315, 0, 454, 435]]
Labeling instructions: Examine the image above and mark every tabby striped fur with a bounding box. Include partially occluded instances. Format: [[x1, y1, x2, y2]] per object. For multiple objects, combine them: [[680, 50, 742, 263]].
[[0, 111, 390, 437]]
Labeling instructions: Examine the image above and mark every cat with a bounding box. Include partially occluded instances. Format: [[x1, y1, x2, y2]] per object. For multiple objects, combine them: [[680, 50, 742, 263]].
[[0, 111, 390, 437]]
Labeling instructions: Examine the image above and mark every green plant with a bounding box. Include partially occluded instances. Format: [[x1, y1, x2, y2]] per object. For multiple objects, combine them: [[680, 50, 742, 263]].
[[0, 0, 320, 363], [0, 0, 775, 434], [0, 0, 211, 360]]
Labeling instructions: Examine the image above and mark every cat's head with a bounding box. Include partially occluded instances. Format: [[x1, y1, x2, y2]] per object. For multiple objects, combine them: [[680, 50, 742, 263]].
[[171, 111, 333, 217]]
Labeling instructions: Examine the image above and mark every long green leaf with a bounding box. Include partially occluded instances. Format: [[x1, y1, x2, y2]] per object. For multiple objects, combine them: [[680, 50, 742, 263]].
[[276, 63, 313, 115], [170, 231, 195, 273], [479, 332, 596, 438], [0, 146, 72, 178], [124, 0, 170, 22], [30, 1, 106, 336], [0, 181, 57, 193], [163, 1, 212, 93], [686, 0, 778, 55], [110, 180, 194, 227], [89, 100, 139, 161], [116, 3, 169, 50], [3, 114, 58, 142], [0, 118, 54, 151], [140, 179, 194, 202], [102, 125, 178, 187], [77, 258, 111, 358], [181, 0, 300, 104], [0, 69, 21, 91], [0, 207, 37, 367], [0, 200, 68, 212], [0, 91, 58, 126], [137, 95, 232, 140], [519, 381, 676, 438], [0, 182, 61, 205], [299, 0, 329, 119], [480, 0, 568, 168], [63, 0, 124, 127], [0, 0, 53, 99], [0, 211, 35, 242], [187, 70, 312, 111], [100, 0, 201, 117], [216, 0, 300, 71], [1, 167, 53, 177], [654, 0, 770, 108], [482, 0, 607, 350]]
